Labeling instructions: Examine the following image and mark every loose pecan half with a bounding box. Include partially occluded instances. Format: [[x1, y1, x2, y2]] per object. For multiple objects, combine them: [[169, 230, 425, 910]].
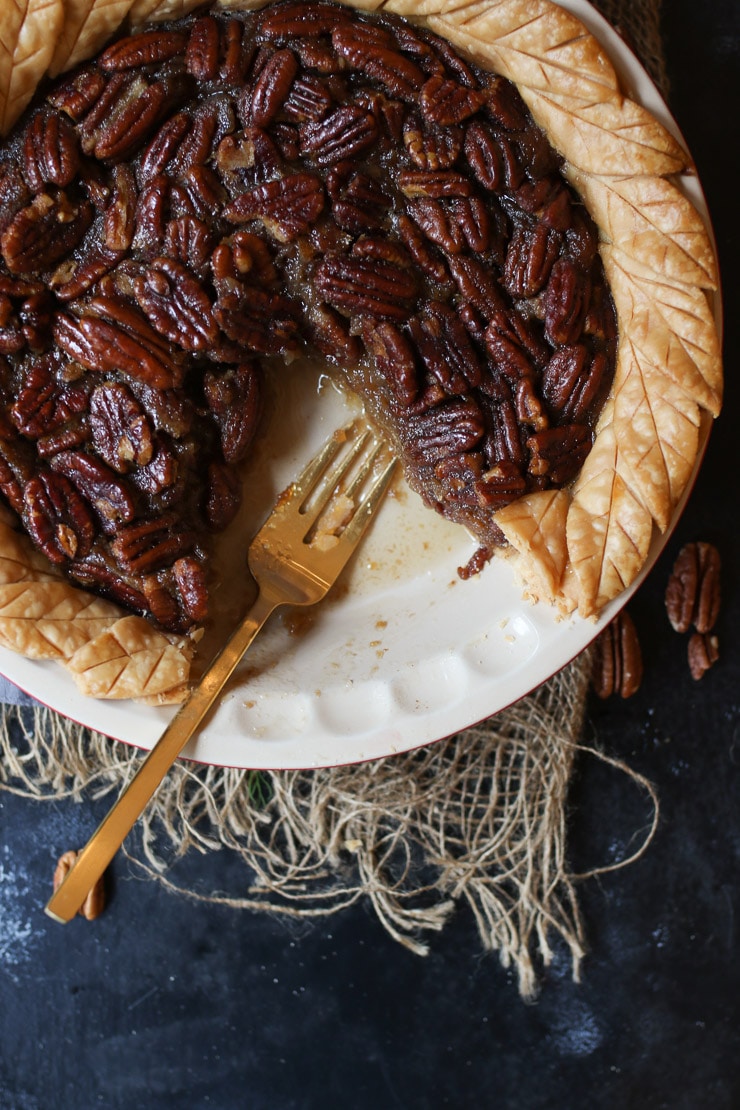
[[687, 632, 720, 681], [53, 850, 106, 920], [665, 541, 721, 635], [591, 609, 643, 699]]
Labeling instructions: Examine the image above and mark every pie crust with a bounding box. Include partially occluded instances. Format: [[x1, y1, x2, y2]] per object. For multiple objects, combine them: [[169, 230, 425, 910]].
[[0, 0, 722, 701]]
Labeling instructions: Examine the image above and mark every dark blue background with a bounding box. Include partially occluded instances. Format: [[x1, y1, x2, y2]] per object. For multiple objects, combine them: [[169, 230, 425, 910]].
[[2, 2, 739, 1106]]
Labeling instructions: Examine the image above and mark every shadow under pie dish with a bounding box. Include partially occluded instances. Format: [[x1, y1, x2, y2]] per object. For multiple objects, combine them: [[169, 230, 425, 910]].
[[0, 0, 721, 710]]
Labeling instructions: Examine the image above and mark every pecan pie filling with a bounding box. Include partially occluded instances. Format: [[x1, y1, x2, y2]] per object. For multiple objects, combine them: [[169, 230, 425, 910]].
[[0, 0, 617, 633]]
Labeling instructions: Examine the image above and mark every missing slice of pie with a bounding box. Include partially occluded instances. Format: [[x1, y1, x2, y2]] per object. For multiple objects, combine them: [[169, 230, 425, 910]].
[[0, 0, 722, 701]]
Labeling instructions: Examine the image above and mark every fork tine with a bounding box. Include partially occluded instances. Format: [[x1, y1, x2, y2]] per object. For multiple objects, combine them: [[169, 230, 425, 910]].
[[339, 453, 398, 547], [290, 426, 349, 503], [298, 424, 372, 523], [341, 438, 385, 505]]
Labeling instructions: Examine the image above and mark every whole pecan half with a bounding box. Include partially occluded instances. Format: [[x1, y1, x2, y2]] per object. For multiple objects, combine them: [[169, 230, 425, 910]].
[[408, 301, 483, 395], [420, 76, 485, 126], [326, 164, 391, 235], [23, 112, 80, 192], [526, 424, 591, 485], [250, 48, 299, 126], [360, 320, 419, 407], [300, 104, 379, 165], [23, 469, 97, 563], [403, 397, 485, 466], [403, 117, 462, 171], [205, 460, 242, 531], [591, 609, 643, 699], [283, 74, 334, 122], [50, 450, 137, 530], [332, 24, 424, 100], [314, 253, 418, 320], [541, 346, 608, 423], [224, 174, 325, 241], [185, 15, 221, 81], [503, 223, 560, 297], [463, 120, 504, 191], [687, 632, 720, 681], [99, 29, 188, 71], [53, 305, 183, 391], [89, 381, 154, 473], [1, 193, 93, 275], [134, 257, 217, 351], [544, 258, 591, 346], [665, 541, 721, 635], [172, 555, 209, 623], [111, 514, 196, 574], [204, 363, 262, 464]]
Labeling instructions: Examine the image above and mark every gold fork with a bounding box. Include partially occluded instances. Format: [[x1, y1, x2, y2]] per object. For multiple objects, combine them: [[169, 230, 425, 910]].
[[46, 420, 397, 924]]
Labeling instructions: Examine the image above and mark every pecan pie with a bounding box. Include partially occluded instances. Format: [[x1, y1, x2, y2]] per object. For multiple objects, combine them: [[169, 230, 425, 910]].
[[0, 0, 722, 701]]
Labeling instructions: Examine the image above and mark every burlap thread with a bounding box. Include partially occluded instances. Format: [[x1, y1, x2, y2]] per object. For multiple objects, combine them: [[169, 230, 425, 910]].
[[0, 0, 664, 998]]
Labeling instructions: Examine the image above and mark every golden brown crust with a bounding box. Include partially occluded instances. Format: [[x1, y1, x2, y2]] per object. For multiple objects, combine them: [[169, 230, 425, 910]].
[[0, 0, 723, 697], [65, 614, 192, 699], [48, 0, 138, 77], [0, 0, 65, 132], [0, 520, 193, 696]]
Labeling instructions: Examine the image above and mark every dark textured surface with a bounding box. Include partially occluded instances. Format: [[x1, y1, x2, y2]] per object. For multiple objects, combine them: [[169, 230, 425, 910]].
[[1, 3, 739, 1107]]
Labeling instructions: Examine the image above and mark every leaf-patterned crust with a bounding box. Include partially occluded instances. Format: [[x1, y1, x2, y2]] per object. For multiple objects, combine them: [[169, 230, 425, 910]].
[[602, 245, 722, 416], [65, 614, 191, 699], [0, 579, 123, 659], [49, 0, 138, 77], [569, 171, 719, 289], [0, 0, 724, 691], [0, 518, 192, 696], [611, 337, 702, 532], [127, 0, 202, 26], [415, 0, 621, 99], [0, 521, 61, 584], [494, 489, 571, 606], [0, 0, 65, 133], [563, 424, 654, 617]]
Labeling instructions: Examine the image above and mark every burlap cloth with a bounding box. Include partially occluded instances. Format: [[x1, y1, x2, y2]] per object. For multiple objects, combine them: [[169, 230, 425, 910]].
[[0, 0, 664, 999]]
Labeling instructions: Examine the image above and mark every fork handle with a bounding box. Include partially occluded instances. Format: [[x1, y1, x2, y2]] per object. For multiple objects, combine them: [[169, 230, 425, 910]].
[[45, 589, 278, 924]]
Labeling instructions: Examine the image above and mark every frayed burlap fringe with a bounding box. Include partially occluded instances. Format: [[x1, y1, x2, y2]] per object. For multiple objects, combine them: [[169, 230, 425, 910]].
[[0, 653, 659, 999]]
